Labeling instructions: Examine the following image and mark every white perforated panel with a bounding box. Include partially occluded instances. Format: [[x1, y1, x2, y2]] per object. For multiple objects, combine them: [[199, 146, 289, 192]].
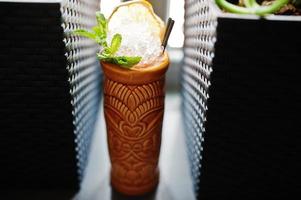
[[182, 0, 217, 195], [61, 0, 101, 179]]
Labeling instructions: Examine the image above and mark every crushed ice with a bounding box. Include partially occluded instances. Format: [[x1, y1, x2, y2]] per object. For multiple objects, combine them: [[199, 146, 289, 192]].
[[107, 5, 163, 67]]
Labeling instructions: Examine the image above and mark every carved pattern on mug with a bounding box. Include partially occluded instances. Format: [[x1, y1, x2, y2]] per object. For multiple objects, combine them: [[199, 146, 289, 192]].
[[104, 78, 165, 188]]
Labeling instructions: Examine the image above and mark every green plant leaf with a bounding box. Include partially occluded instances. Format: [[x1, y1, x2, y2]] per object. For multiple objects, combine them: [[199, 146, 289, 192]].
[[98, 54, 141, 68], [75, 12, 141, 69], [110, 34, 122, 55], [103, 47, 112, 56], [74, 29, 104, 44], [92, 26, 104, 37], [97, 53, 107, 60], [73, 29, 97, 40], [92, 26, 106, 45], [95, 12, 108, 44], [96, 12, 107, 31], [112, 56, 142, 68], [216, 0, 290, 15]]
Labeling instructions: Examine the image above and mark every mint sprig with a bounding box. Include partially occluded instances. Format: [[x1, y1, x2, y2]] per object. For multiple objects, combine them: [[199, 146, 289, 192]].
[[73, 12, 141, 68], [110, 34, 122, 55], [97, 55, 142, 69]]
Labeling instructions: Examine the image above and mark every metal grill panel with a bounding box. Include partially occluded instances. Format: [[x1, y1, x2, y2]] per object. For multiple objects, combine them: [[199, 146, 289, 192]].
[[183, 0, 301, 199], [61, 0, 101, 179], [182, 0, 217, 195], [0, 0, 101, 189]]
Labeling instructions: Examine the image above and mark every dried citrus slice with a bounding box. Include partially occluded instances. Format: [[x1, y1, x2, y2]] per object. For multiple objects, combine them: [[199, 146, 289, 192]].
[[108, 0, 165, 42]]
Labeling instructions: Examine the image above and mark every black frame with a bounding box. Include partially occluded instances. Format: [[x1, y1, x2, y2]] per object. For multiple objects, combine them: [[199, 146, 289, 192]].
[[182, 0, 301, 199], [0, 0, 101, 192]]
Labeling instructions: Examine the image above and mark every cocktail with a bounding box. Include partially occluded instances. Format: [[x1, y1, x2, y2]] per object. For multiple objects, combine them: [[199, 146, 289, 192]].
[[74, 0, 173, 195]]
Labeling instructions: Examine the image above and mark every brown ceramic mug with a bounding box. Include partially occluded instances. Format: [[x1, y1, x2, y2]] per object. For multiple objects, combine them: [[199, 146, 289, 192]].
[[101, 53, 169, 196]]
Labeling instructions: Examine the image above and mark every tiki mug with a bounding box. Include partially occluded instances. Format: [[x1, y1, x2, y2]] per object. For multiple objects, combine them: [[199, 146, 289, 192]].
[[101, 53, 169, 196]]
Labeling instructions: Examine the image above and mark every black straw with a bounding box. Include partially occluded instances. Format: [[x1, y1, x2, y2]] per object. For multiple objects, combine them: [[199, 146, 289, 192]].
[[162, 18, 175, 52]]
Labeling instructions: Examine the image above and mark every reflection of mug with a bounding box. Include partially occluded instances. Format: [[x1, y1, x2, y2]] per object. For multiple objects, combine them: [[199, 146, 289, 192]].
[[101, 53, 169, 196]]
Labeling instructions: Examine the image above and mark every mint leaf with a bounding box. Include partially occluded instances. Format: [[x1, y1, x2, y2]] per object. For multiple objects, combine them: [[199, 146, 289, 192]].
[[75, 12, 141, 69], [92, 26, 106, 45], [110, 34, 122, 55], [98, 53, 141, 68], [74, 29, 96, 40], [102, 47, 112, 56], [118, 56, 141, 67], [97, 53, 107, 60], [73, 13, 108, 47], [74, 29, 104, 45], [111, 56, 142, 68], [94, 12, 108, 47], [92, 26, 104, 38], [96, 12, 107, 32]]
